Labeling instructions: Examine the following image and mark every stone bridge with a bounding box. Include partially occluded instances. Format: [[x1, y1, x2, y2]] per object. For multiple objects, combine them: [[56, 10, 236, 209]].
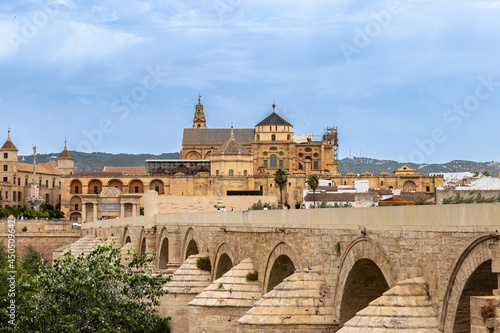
[[74, 192, 500, 332]]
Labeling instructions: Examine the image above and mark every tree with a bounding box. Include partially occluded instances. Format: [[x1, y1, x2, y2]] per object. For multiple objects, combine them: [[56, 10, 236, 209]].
[[0, 207, 19, 218], [482, 170, 491, 177], [17, 242, 171, 332], [20, 244, 45, 275], [307, 175, 319, 207], [274, 168, 287, 207]]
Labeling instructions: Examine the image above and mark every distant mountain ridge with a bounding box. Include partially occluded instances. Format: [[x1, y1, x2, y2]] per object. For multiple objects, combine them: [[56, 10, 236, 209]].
[[18, 152, 500, 176]]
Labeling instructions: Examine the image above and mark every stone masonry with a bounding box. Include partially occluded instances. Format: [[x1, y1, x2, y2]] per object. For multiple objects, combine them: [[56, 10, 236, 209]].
[[72, 193, 500, 332]]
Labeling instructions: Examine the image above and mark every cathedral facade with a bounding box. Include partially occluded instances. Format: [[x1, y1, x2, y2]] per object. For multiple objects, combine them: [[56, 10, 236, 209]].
[[180, 98, 340, 175]]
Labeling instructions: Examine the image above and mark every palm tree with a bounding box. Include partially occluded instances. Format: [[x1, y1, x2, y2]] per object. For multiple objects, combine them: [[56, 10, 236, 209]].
[[307, 175, 319, 207], [274, 168, 288, 207]]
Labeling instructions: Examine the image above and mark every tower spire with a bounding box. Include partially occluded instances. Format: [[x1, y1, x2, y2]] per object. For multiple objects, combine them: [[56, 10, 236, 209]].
[[272, 102, 276, 113], [193, 95, 207, 128], [230, 122, 235, 140]]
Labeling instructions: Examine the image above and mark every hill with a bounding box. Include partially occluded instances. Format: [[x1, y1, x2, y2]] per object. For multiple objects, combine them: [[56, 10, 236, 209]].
[[338, 157, 500, 176], [19, 151, 180, 172], [18, 152, 500, 176]]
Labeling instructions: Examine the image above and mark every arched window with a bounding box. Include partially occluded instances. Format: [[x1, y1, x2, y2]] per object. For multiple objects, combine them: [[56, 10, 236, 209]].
[[197, 124, 201, 128], [270, 154, 277, 168], [271, 134, 276, 141], [298, 163, 303, 170], [229, 169, 234, 176]]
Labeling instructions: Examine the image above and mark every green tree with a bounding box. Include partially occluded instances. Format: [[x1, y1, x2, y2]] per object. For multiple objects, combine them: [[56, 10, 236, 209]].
[[274, 168, 288, 207], [0, 207, 19, 218], [0, 240, 37, 333], [482, 170, 491, 177], [17, 242, 171, 332], [307, 175, 319, 207], [20, 244, 45, 275]]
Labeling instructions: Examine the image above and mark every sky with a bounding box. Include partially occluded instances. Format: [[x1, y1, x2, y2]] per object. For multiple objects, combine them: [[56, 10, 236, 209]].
[[1, 0, 500, 163]]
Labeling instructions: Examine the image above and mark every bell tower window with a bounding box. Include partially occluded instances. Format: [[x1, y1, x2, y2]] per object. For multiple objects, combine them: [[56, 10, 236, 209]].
[[271, 134, 276, 141]]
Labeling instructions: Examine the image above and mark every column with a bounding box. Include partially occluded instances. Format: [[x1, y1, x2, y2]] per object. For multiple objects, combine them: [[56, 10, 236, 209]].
[[132, 204, 137, 217], [490, 241, 500, 296], [120, 203, 125, 218], [93, 203, 98, 222], [144, 191, 159, 269], [82, 204, 86, 223]]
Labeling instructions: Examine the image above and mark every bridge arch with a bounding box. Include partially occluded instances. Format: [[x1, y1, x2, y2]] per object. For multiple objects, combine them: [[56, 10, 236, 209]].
[[334, 237, 394, 324], [157, 227, 169, 270], [139, 236, 146, 256], [213, 243, 234, 280], [183, 228, 200, 260], [440, 235, 497, 332], [263, 242, 298, 293], [122, 227, 131, 247]]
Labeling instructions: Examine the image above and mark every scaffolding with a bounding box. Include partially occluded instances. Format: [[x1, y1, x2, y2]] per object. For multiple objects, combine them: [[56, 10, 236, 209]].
[[322, 127, 339, 161], [145, 159, 211, 176]]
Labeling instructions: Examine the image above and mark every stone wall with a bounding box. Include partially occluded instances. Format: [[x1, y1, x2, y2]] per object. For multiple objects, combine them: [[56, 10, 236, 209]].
[[158, 293, 196, 333], [436, 189, 500, 204], [158, 195, 278, 213], [470, 296, 500, 332], [189, 306, 249, 333], [0, 232, 80, 263]]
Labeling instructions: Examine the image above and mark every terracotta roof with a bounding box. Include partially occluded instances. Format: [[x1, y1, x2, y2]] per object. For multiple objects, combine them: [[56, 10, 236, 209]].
[[102, 166, 147, 174], [318, 185, 338, 192], [58, 145, 73, 159], [1, 133, 18, 151], [182, 128, 254, 146], [395, 192, 431, 202], [304, 192, 356, 202], [72, 171, 125, 178], [211, 130, 252, 156], [17, 162, 62, 176], [255, 112, 292, 127], [369, 188, 393, 195], [305, 192, 378, 202]]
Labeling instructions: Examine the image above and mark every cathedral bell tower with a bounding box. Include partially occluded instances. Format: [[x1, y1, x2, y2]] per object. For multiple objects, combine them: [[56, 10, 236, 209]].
[[193, 95, 207, 129]]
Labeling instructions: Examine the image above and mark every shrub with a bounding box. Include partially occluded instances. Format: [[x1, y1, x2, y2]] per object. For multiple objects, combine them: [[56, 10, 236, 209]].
[[22, 226, 27, 232], [246, 271, 258, 282], [481, 304, 496, 319], [196, 256, 211, 272]]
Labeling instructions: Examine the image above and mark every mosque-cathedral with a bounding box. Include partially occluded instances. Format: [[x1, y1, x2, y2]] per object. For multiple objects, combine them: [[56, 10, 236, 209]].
[[0, 98, 443, 221]]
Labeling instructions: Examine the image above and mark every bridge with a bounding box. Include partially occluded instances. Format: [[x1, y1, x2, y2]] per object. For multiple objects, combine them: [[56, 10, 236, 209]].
[[68, 191, 500, 332]]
